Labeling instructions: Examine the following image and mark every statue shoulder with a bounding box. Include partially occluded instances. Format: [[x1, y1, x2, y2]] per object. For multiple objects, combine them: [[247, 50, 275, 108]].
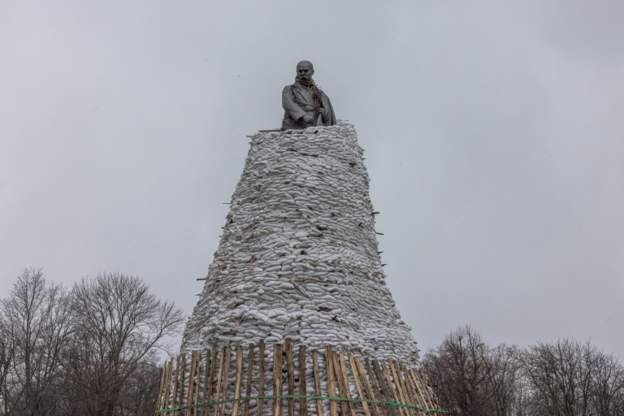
[[282, 84, 295, 93]]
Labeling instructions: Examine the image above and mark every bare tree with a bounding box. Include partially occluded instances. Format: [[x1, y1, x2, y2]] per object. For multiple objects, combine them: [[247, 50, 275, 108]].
[[588, 350, 624, 416], [115, 359, 161, 416], [422, 326, 496, 415], [522, 340, 597, 416], [489, 345, 522, 416], [66, 273, 183, 416], [0, 269, 73, 416], [0, 327, 15, 415]]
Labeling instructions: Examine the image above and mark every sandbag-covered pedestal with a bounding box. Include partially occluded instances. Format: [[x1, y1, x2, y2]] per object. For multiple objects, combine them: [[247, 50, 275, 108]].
[[156, 123, 442, 415]]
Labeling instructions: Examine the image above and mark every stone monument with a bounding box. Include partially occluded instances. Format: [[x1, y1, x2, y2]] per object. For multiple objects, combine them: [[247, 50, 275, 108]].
[[154, 65, 442, 416]]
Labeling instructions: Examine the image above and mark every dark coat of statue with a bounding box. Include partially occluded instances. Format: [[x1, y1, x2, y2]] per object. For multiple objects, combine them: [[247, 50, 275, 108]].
[[282, 60, 336, 130]]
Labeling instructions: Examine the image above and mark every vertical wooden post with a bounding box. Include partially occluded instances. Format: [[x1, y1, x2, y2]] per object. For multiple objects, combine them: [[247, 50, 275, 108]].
[[273, 343, 283, 416], [203, 347, 218, 416], [311, 351, 323, 416], [231, 347, 244, 416], [161, 360, 173, 415], [156, 364, 166, 414], [258, 340, 266, 416], [172, 356, 182, 415], [286, 340, 295, 416], [243, 345, 255, 416], [214, 348, 225, 416], [298, 345, 308, 416], [178, 354, 188, 416], [158, 344, 437, 416], [324, 346, 337, 416], [218, 347, 231, 416], [201, 349, 213, 416], [187, 351, 201, 416]]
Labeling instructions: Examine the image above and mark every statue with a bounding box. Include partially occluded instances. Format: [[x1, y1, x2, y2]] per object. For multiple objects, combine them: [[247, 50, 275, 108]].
[[282, 60, 336, 130]]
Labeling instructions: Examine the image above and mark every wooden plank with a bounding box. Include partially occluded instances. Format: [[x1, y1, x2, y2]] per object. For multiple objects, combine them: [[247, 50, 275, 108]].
[[311, 350, 323, 416], [406, 366, 429, 416], [168, 360, 175, 411], [418, 374, 436, 415], [372, 360, 396, 416], [167, 360, 175, 412], [421, 374, 437, 411], [195, 352, 202, 416], [381, 362, 405, 416], [186, 351, 199, 416], [404, 370, 423, 413], [424, 385, 437, 411], [364, 359, 383, 403], [403, 367, 423, 416], [214, 348, 225, 416], [258, 340, 266, 416], [407, 370, 430, 413], [204, 347, 218, 416], [421, 375, 436, 410], [388, 361, 409, 416], [324, 346, 337, 416], [231, 347, 244, 416], [178, 355, 188, 416], [334, 352, 356, 416], [273, 343, 283, 416], [354, 357, 380, 416], [200, 349, 211, 416], [159, 360, 169, 413], [286, 340, 295, 416], [397, 365, 418, 415], [172, 356, 182, 414], [219, 346, 231, 416], [348, 353, 370, 416], [363, 359, 385, 416], [159, 360, 172, 414], [243, 345, 255, 416], [156, 363, 166, 413], [298, 345, 308, 416], [331, 351, 348, 416], [194, 352, 203, 416]]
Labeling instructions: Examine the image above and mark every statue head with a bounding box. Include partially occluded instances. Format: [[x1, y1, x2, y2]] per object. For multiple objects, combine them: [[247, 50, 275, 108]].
[[296, 60, 314, 82]]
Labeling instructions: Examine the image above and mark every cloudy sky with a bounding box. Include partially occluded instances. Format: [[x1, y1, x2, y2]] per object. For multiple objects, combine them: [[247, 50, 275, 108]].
[[1, 0, 623, 357]]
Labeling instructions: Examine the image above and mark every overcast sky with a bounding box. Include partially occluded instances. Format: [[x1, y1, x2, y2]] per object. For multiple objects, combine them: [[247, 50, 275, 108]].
[[1, 0, 623, 357]]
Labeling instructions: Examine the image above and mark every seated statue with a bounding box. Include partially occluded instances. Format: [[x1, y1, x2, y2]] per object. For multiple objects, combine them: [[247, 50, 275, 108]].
[[282, 60, 336, 130]]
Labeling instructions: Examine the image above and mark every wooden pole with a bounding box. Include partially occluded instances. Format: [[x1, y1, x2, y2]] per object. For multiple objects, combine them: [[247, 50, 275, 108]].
[[231, 347, 244, 416], [311, 351, 323, 416], [273, 343, 283, 416]]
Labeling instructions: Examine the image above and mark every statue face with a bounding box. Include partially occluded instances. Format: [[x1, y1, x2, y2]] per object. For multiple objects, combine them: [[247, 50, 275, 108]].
[[296, 61, 314, 81]]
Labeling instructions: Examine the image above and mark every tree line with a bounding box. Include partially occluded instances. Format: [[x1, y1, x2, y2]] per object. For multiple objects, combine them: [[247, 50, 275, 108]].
[[0, 269, 184, 416], [422, 326, 624, 416], [1, 270, 622, 416]]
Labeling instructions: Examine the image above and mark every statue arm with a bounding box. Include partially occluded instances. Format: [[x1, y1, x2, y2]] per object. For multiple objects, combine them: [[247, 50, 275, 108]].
[[282, 86, 306, 120], [320, 93, 336, 125]]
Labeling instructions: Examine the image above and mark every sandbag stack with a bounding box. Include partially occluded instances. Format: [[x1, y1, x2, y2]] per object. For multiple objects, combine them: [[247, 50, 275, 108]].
[[182, 122, 418, 364]]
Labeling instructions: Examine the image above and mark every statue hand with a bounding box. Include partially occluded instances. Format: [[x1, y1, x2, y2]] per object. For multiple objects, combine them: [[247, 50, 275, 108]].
[[302, 113, 314, 123]]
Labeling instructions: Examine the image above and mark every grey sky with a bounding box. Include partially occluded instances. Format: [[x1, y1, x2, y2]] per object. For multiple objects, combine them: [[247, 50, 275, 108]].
[[1, 1, 623, 357]]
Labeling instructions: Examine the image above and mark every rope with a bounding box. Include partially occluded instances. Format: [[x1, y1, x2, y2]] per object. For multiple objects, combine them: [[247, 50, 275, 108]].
[[157, 394, 448, 414]]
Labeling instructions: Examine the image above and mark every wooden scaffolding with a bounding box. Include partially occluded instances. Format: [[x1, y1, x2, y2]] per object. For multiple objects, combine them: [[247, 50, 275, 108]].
[[155, 340, 445, 416]]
